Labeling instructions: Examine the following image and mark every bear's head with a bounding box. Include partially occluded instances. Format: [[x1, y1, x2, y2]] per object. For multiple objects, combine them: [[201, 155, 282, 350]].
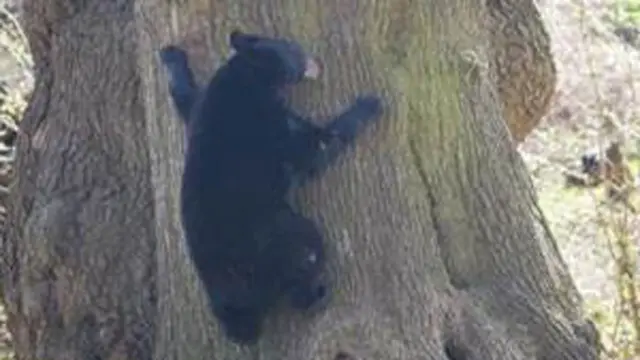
[[229, 30, 321, 86]]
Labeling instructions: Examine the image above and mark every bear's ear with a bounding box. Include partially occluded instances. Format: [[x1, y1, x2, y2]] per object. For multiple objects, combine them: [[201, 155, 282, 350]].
[[229, 30, 263, 53]]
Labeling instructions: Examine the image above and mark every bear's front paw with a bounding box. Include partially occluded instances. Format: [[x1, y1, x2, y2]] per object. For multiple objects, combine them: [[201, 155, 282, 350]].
[[328, 94, 384, 142], [352, 94, 383, 121], [158, 45, 189, 66]]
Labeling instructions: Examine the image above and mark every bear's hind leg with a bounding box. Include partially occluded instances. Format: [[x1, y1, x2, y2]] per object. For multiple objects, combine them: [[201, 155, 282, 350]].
[[212, 301, 267, 345], [288, 276, 329, 311]]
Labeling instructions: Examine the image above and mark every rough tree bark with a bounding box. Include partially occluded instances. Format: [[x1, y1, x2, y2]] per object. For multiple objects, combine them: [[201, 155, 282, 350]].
[[1, 1, 157, 359], [138, 0, 592, 359], [0, 0, 596, 360], [487, 0, 557, 143]]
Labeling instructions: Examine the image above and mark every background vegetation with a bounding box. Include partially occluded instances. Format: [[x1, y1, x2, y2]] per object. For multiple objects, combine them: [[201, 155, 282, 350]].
[[523, 0, 640, 358], [0, 2, 30, 358], [0, 0, 638, 359]]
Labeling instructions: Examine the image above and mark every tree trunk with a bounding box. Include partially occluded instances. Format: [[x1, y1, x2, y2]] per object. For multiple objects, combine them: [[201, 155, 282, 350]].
[[1, 1, 157, 359], [0, 1, 597, 360], [137, 0, 595, 359]]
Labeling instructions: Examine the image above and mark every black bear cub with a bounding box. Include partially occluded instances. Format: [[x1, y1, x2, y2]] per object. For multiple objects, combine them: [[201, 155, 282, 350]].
[[159, 30, 383, 345]]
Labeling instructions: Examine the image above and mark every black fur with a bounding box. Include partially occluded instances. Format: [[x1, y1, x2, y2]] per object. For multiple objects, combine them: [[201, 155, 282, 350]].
[[159, 30, 383, 345], [581, 151, 600, 176], [158, 46, 197, 122]]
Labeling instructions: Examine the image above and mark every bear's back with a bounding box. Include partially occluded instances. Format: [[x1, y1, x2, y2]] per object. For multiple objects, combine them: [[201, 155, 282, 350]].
[[179, 59, 294, 247]]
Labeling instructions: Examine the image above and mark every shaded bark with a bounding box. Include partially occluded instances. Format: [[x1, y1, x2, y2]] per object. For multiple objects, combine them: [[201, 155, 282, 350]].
[[0, 1, 594, 360], [1, 1, 156, 359]]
